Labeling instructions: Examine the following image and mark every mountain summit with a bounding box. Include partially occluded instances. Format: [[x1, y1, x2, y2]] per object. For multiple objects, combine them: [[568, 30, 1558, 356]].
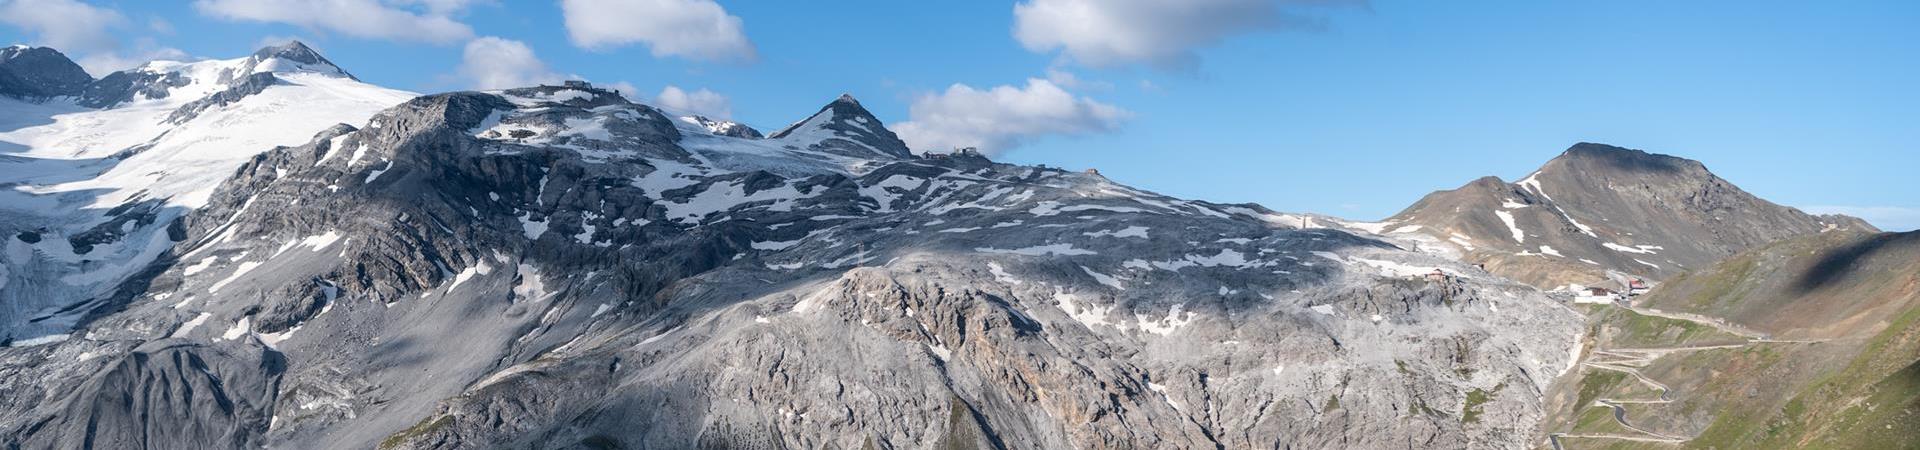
[[1356, 142, 1875, 289], [235, 40, 352, 80], [770, 93, 915, 158]]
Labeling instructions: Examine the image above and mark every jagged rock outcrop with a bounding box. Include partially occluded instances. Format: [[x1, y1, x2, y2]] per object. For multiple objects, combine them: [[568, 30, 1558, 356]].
[[1351, 142, 1875, 290]]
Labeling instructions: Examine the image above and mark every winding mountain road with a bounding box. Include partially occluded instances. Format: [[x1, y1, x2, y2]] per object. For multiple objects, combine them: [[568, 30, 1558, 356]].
[[1551, 307, 1825, 448]]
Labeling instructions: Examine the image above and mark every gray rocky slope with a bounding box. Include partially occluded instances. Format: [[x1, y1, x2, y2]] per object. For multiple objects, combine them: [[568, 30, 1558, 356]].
[[1351, 143, 1875, 290], [0, 79, 1583, 448]]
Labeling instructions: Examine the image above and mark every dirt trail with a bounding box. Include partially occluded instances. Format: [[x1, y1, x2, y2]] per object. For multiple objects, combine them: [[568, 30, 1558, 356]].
[[1627, 306, 1768, 339], [1551, 308, 1823, 448]]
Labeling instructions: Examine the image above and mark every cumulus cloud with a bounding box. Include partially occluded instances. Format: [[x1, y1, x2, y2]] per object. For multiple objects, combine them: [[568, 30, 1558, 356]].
[[560, 0, 755, 62], [653, 86, 732, 119], [1044, 68, 1112, 91], [74, 43, 189, 75], [604, 81, 642, 100], [1803, 206, 1920, 232], [457, 36, 563, 89], [895, 78, 1129, 155], [0, 0, 124, 54], [194, 0, 475, 44], [0, 0, 191, 75], [395, 0, 489, 14], [1013, 0, 1358, 68]]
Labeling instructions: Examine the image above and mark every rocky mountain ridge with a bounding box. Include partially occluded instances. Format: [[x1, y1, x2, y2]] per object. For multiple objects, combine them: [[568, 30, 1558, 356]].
[[0, 44, 1583, 449]]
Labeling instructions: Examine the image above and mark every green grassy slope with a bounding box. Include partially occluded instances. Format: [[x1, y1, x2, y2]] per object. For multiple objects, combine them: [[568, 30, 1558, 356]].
[[1541, 231, 1920, 449]]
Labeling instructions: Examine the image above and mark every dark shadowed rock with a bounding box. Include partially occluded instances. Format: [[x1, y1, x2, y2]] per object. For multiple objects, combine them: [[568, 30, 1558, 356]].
[[167, 72, 280, 124], [0, 46, 92, 100]]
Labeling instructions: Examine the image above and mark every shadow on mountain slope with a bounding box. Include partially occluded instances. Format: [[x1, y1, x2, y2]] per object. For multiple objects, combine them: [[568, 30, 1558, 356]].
[[1795, 231, 1920, 294]]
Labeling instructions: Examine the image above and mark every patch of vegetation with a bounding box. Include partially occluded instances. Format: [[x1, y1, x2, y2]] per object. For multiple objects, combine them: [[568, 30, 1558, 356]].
[[1324, 394, 1341, 413], [379, 414, 452, 450], [1574, 370, 1628, 410], [1568, 403, 1633, 435], [1411, 396, 1441, 418], [1589, 307, 1743, 348], [1687, 292, 1920, 449], [937, 394, 989, 450], [1461, 383, 1504, 424]]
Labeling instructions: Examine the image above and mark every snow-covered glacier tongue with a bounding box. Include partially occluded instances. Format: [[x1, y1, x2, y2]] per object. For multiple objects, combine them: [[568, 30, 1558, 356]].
[[2, 75, 1583, 448], [0, 41, 414, 344]]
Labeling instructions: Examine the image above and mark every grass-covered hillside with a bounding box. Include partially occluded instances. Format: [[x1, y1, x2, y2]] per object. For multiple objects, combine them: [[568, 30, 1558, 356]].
[[1540, 231, 1920, 449]]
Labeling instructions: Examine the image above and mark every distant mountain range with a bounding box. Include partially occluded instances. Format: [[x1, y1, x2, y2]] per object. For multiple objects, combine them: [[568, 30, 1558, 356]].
[[0, 43, 1903, 450]]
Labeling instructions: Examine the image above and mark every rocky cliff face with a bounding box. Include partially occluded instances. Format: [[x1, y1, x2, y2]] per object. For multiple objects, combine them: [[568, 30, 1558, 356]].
[[1, 80, 1583, 449], [1355, 143, 1874, 290]]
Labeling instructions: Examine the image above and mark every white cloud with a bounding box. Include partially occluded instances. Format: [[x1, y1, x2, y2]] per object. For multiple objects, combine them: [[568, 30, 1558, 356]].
[[194, 0, 475, 44], [653, 86, 731, 119], [0, 0, 125, 53], [1013, 0, 1357, 68], [0, 0, 192, 76], [457, 37, 563, 90], [1044, 68, 1112, 91], [148, 17, 175, 35], [74, 43, 189, 75], [604, 81, 642, 100], [895, 78, 1129, 155], [395, 0, 489, 14], [1802, 206, 1920, 232], [560, 0, 755, 62], [255, 35, 313, 50]]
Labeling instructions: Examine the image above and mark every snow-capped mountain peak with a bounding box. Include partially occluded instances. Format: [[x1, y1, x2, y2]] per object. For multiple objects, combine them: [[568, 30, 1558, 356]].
[[233, 40, 352, 80], [769, 93, 914, 159], [73, 41, 356, 109]]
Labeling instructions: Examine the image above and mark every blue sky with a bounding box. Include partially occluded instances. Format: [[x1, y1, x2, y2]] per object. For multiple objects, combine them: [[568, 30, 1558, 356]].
[[4, 0, 1916, 230]]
